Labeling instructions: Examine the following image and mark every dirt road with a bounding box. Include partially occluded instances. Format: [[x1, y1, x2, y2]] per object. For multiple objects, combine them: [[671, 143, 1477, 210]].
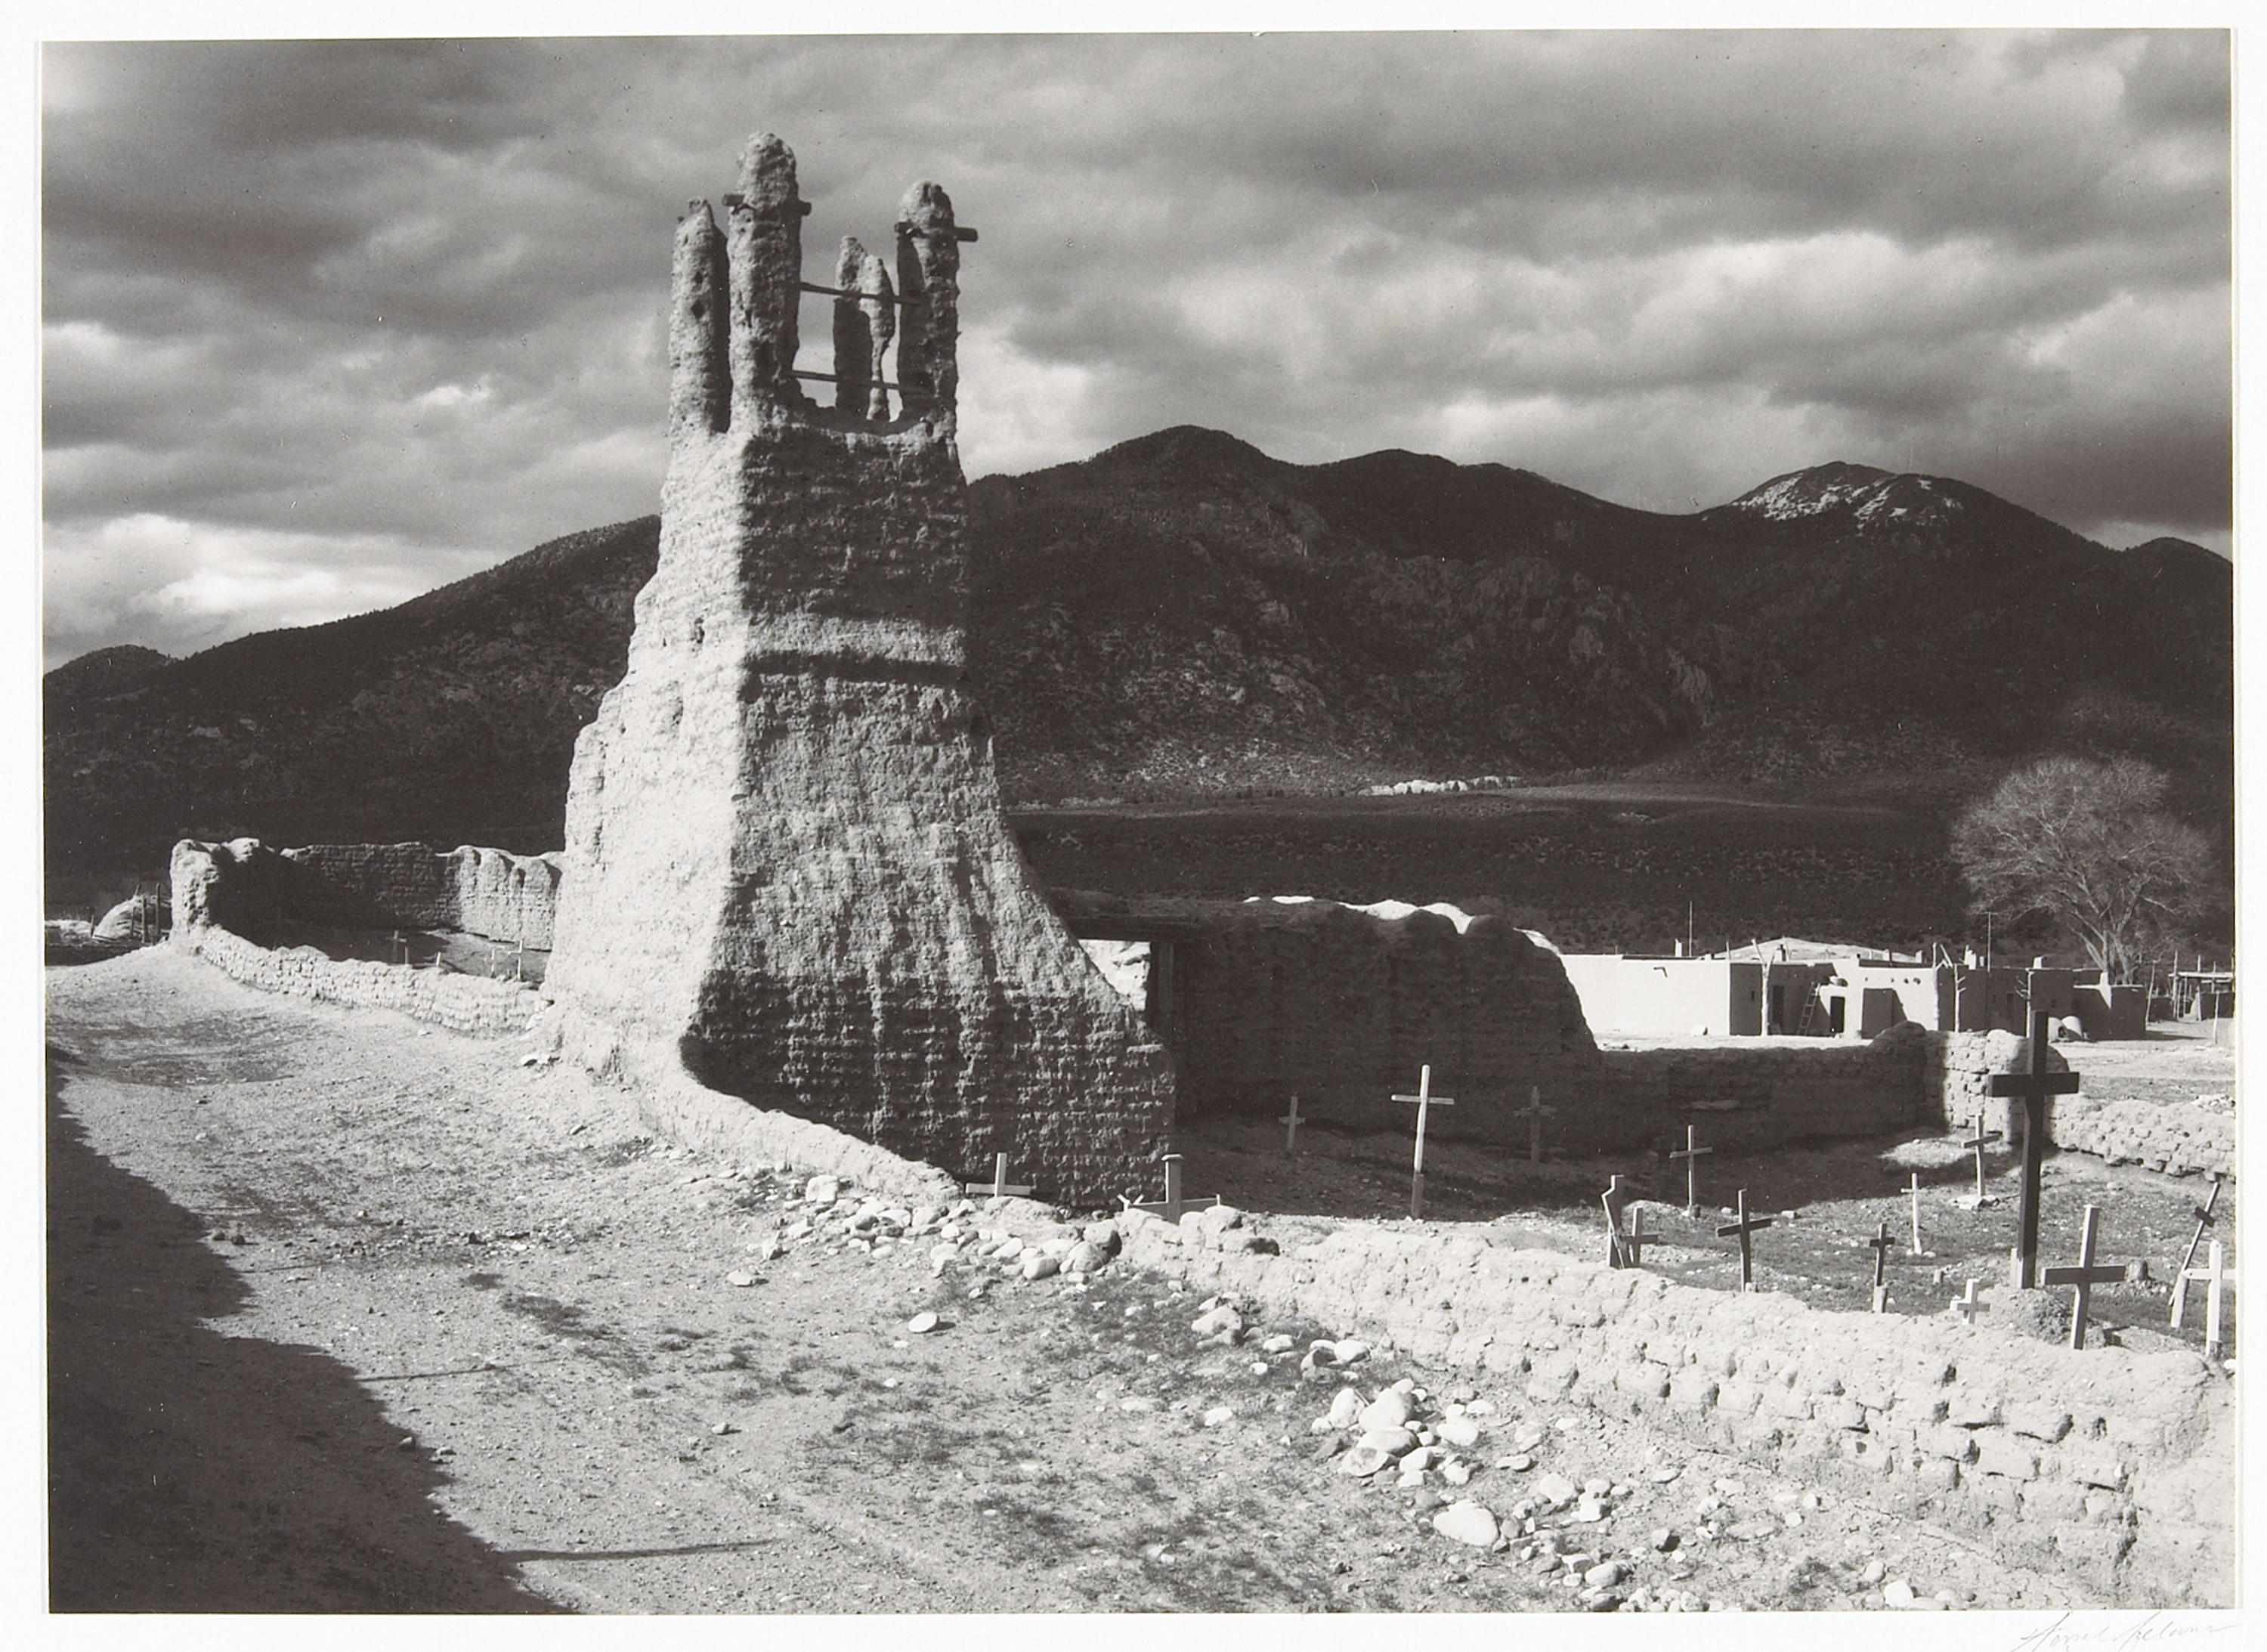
[[48, 949, 2096, 1613]]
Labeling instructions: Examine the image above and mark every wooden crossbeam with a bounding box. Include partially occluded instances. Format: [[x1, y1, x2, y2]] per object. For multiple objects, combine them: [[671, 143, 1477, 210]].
[[1393, 1066, 1455, 1220], [1514, 1085, 1554, 1164], [2170, 1174, 2223, 1329], [1715, 1188, 1776, 1292], [2040, 1204, 2127, 1350], [1121, 1153, 1220, 1224], [797, 279, 926, 307], [1667, 1123, 1712, 1216], [2179, 1241, 2238, 1363], [963, 1152, 1033, 1200]]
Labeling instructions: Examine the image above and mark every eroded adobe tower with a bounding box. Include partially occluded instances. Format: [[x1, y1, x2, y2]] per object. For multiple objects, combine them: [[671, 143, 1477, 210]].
[[545, 135, 1174, 1202]]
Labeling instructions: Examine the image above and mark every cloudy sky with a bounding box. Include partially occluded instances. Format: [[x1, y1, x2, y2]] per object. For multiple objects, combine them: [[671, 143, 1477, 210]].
[[40, 29, 2231, 670]]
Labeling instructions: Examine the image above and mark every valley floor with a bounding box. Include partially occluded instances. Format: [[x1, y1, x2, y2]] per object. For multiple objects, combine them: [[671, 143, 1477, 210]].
[[48, 950, 2119, 1614]]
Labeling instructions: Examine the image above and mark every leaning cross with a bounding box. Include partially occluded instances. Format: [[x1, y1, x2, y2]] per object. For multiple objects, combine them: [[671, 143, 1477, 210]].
[[1866, 1219, 1896, 1313], [2041, 1204, 2127, 1351], [2179, 1241, 2238, 1364], [964, 1152, 1033, 1200], [1121, 1152, 1220, 1224], [1987, 1010, 2081, 1288], [1514, 1085, 1554, 1164], [2169, 1174, 2224, 1330], [1279, 1093, 1304, 1158], [1715, 1187, 1776, 1292], [1962, 1108, 2003, 1208], [1948, 1278, 1984, 1325], [1393, 1065, 1455, 1220], [1601, 1174, 1631, 1267], [1668, 1124, 1713, 1217]]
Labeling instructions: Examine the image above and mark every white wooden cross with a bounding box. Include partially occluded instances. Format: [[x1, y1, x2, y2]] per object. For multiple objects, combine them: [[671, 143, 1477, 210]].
[[2179, 1241, 2238, 1363], [1121, 1152, 1219, 1224], [1393, 1065, 1455, 1220], [1948, 1277, 1984, 1324], [1668, 1124, 1712, 1217], [1279, 1093, 1304, 1158], [2041, 1204, 2128, 1351], [2169, 1175, 2223, 1329], [964, 1152, 1034, 1200], [1904, 1171, 1925, 1255], [1962, 1108, 2003, 1208], [1621, 1206, 1656, 1268], [1514, 1084, 1554, 1164], [1601, 1174, 1631, 1267]]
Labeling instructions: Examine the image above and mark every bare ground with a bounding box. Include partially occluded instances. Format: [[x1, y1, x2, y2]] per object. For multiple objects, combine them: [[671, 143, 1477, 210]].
[[48, 949, 2122, 1613]]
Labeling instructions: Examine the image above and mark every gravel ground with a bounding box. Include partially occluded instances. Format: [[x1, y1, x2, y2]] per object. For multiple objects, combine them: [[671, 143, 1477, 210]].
[[48, 948, 2106, 1613]]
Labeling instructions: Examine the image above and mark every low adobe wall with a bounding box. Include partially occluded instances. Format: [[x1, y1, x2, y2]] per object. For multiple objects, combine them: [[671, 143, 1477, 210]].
[[1594, 1028, 1929, 1152], [1124, 1211, 2232, 1607], [180, 909, 544, 1038], [169, 837, 561, 948], [2041, 1094, 2234, 1181]]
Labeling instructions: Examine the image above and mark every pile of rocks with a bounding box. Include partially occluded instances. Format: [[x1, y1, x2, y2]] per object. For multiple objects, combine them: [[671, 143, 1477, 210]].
[[742, 1172, 1126, 1293]]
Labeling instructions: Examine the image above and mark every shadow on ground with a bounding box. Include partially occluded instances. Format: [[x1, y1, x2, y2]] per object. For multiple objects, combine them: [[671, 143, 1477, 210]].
[[46, 1045, 560, 1613]]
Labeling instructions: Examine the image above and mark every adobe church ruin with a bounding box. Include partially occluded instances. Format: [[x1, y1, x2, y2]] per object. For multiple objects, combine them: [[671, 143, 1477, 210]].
[[541, 135, 1175, 1202]]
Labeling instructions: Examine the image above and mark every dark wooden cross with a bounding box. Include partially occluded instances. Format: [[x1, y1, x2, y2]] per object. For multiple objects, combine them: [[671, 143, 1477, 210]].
[[964, 1152, 1034, 1200], [1948, 1277, 1984, 1325], [1668, 1124, 1713, 1217], [1393, 1065, 1455, 1220], [1122, 1152, 1219, 1224], [1715, 1187, 1775, 1292], [1962, 1108, 2003, 1207], [1987, 1010, 2081, 1288], [1866, 1219, 1896, 1312], [1279, 1093, 1304, 1158], [2169, 1174, 2224, 1330], [2179, 1241, 2238, 1363], [1514, 1084, 1554, 1164], [2042, 1204, 2128, 1350]]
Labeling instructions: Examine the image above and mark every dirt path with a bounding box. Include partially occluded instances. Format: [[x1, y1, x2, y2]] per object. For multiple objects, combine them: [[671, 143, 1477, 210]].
[[48, 950, 2100, 1613]]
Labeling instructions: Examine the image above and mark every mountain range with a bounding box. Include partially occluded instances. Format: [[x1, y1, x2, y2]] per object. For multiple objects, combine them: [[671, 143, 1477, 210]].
[[43, 428, 2231, 884]]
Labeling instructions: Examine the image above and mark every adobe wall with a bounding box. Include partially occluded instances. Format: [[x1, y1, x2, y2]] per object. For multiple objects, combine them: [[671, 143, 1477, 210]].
[[1559, 954, 1760, 1038], [165, 836, 559, 947], [543, 135, 1173, 1206], [1123, 1211, 2234, 1607], [1594, 1029, 1929, 1152]]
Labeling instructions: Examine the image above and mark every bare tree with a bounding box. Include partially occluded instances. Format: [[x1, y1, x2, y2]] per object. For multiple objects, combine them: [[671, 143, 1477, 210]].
[[1950, 756, 2215, 984]]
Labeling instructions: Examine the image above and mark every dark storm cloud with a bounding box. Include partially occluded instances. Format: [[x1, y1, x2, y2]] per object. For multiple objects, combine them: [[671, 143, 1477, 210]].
[[40, 30, 2231, 669]]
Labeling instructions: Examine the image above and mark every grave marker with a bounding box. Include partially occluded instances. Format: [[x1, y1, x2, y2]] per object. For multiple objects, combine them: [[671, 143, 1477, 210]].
[[1949, 1278, 1984, 1325], [1279, 1093, 1304, 1158], [1962, 1109, 2003, 1208], [1601, 1174, 1630, 1267], [1622, 1207, 1656, 1267], [1121, 1152, 1220, 1224], [964, 1152, 1034, 1200], [1866, 1219, 1896, 1313], [1987, 1010, 2081, 1288], [2040, 1204, 2127, 1351], [1668, 1124, 1713, 1217], [1393, 1065, 1455, 1220], [1514, 1085, 1554, 1164], [1715, 1188, 1775, 1292], [1904, 1171, 1925, 1254], [2179, 1242, 2237, 1364], [2169, 1174, 2223, 1329]]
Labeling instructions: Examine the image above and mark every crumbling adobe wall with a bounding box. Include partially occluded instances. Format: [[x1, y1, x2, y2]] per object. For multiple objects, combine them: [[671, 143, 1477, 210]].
[[166, 837, 559, 946], [2036, 1094, 2234, 1181], [170, 840, 542, 1034], [543, 134, 1173, 1205], [1595, 1027, 1930, 1152], [1161, 897, 1603, 1137], [1123, 1211, 2233, 1607]]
